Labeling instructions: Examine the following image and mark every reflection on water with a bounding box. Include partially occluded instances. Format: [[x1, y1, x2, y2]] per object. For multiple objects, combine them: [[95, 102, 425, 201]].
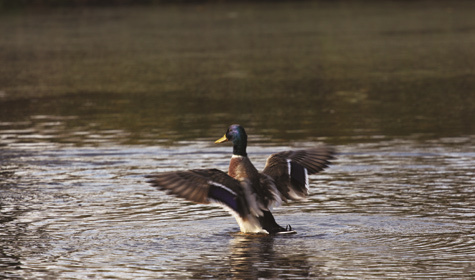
[[1, 0, 475, 279], [1, 138, 474, 279]]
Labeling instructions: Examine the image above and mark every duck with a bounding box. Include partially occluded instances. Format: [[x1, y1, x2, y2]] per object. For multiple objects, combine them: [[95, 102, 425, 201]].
[[147, 124, 335, 234]]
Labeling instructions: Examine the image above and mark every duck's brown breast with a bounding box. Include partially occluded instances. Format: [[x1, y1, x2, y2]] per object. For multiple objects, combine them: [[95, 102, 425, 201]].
[[228, 156, 258, 181]]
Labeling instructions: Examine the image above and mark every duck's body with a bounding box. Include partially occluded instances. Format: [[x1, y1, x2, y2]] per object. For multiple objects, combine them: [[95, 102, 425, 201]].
[[147, 124, 334, 234]]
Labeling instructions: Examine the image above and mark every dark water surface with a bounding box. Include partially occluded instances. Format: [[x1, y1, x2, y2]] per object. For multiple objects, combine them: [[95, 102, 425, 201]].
[[1, 1, 474, 279]]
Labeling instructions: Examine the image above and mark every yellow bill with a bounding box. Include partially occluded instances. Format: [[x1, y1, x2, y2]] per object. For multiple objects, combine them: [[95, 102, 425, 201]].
[[215, 134, 228, 144]]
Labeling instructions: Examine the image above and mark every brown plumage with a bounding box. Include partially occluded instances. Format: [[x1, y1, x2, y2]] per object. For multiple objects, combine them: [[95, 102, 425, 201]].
[[263, 147, 335, 201], [147, 124, 335, 234]]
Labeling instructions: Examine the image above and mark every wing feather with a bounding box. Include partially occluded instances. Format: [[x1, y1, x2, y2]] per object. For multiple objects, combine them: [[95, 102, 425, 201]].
[[262, 146, 335, 201], [147, 169, 250, 217]]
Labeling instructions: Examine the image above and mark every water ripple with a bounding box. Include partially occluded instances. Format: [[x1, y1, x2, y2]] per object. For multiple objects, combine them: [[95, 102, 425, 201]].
[[1, 137, 474, 279]]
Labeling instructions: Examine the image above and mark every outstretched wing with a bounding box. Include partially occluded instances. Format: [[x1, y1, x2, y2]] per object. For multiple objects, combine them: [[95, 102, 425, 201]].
[[147, 169, 249, 218], [262, 146, 335, 201]]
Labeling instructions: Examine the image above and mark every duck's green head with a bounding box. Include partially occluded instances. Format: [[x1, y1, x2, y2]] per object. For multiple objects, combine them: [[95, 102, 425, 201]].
[[215, 124, 248, 156]]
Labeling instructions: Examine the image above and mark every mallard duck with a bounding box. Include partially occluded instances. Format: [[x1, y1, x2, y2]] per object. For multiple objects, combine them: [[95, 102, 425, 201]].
[[147, 124, 334, 234]]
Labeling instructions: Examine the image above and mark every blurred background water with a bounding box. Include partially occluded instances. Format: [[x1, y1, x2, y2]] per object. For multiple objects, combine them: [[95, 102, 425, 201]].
[[1, 1, 474, 279]]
